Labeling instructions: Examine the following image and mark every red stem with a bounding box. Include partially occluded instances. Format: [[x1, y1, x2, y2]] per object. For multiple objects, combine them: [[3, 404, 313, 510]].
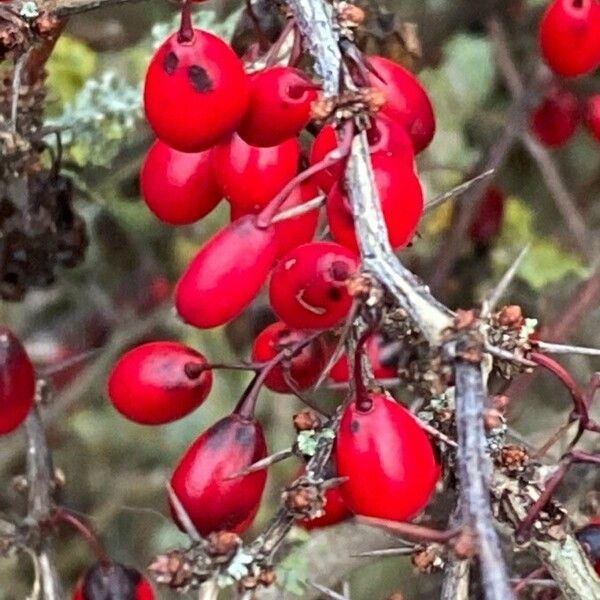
[[256, 120, 355, 228], [177, 0, 194, 43], [353, 330, 373, 411]]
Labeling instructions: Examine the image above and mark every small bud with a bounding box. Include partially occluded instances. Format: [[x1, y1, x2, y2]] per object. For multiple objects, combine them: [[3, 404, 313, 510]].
[[293, 409, 321, 432], [258, 567, 277, 587], [495, 445, 528, 473], [497, 305, 525, 329], [283, 485, 321, 517], [206, 531, 241, 560]]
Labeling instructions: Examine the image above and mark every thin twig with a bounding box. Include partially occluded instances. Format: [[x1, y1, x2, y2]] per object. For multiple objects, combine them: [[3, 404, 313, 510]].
[[425, 169, 495, 212]]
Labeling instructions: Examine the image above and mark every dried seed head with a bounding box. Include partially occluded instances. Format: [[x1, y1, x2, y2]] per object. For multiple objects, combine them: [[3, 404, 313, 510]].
[[293, 409, 322, 432], [411, 545, 443, 573], [496, 305, 525, 330], [257, 567, 277, 587], [206, 531, 241, 560], [148, 550, 193, 588], [495, 445, 529, 473]]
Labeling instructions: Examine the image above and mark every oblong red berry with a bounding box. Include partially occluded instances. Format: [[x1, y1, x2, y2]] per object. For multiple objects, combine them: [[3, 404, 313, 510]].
[[326, 154, 423, 252], [529, 87, 580, 147], [585, 94, 600, 142], [367, 56, 436, 153], [108, 341, 212, 425], [251, 321, 325, 393], [170, 414, 267, 536], [176, 215, 278, 328], [309, 116, 414, 192], [539, 0, 600, 78], [0, 327, 35, 435], [336, 392, 439, 521], [73, 561, 154, 600], [144, 29, 250, 152], [212, 134, 300, 215], [269, 242, 359, 330], [140, 140, 221, 225], [238, 66, 319, 147]]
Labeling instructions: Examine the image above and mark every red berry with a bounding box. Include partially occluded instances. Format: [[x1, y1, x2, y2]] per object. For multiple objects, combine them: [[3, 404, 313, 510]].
[[336, 392, 439, 521], [108, 341, 212, 425], [309, 115, 414, 192], [73, 562, 154, 600], [539, 0, 600, 78], [144, 30, 250, 152], [576, 521, 600, 575], [584, 94, 600, 141], [367, 56, 436, 153], [251, 322, 325, 393], [468, 185, 505, 247], [140, 140, 221, 225], [212, 134, 300, 215], [330, 334, 398, 383], [176, 215, 278, 328], [170, 414, 267, 536], [295, 466, 353, 530], [238, 66, 319, 147], [326, 154, 423, 252], [269, 242, 359, 330], [0, 327, 35, 435], [529, 87, 580, 147]]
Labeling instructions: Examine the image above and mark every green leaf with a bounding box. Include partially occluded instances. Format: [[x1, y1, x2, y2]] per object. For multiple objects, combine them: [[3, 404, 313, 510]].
[[276, 547, 309, 595]]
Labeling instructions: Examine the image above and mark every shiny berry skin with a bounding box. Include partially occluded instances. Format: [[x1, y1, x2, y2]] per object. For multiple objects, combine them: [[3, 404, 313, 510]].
[[336, 392, 439, 521], [576, 521, 600, 575], [140, 140, 221, 225], [367, 56, 436, 153], [326, 154, 423, 252], [269, 242, 359, 330], [238, 66, 319, 147], [212, 134, 300, 215], [585, 94, 600, 142], [468, 185, 505, 247], [310, 116, 414, 191], [251, 321, 325, 393], [170, 414, 267, 536], [295, 467, 353, 530], [0, 327, 35, 435], [144, 30, 250, 152], [73, 562, 154, 600], [539, 0, 600, 78], [176, 215, 278, 328], [529, 87, 580, 147], [108, 341, 212, 425], [330, 334, 398, 383]]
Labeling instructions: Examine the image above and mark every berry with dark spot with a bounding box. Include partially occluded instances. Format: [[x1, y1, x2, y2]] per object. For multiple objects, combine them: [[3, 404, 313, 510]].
[[108, 341, 213, 425], [140, 140, 222, 225], [212, 133, 299, 216], [170, 413, 267, 536], [584, 94, 600, 142], [529, 87, 580, 147], [336, 392, 439, 521], [0, 327, 35, 435], [72, 561, 154, 600], [326, 153, 423, 252], [144, 29, 250, 152], [251, 321, 325, 393], [367, 56, 436, 153], [269, 242, 359, 330], [539, 0, 600, 78], [176, 215, 279, 328], [576, 520, 600, 574]]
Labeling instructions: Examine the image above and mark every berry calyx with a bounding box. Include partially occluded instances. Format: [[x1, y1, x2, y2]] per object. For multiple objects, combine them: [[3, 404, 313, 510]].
[[73, 562, 154, 600], [336, 392, 439, 521], [212, 134, 300, 216], [144, 29, 250, 152], [175, 215, 279, 328], [108, 341, 213, 425], [326, 153, 423, 252], [0, 327, 35, 435], [251, 321, 325, 393], [367, 56, 436, 153], [539, 0, 600, 78], [585, 94, 600, 142], [529, 87, 580, 147], [169, 413, 267, 536], [238, 66, 319, 147], [140, 140, 221, 225], [269, 241, 359, 330]]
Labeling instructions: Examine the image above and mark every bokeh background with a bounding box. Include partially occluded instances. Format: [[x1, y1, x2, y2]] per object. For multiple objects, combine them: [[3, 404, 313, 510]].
[[0, 0, 599, 598]]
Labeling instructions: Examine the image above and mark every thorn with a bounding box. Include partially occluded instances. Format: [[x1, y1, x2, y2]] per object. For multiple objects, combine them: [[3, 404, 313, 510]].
[[481, 244, 530, 317], [307, 580, 349, 600], [270, 194, 326, 224], [321, 476, 349, 489], [225, 448, 294, 480], [37, 347, 101, 377], [424, 169, 495, 212], [351, 546, 415, 558], [166, 481, 201, 542], [536, 341, 600, 357], [411, 414, 458, 448], [484, 342, 537, 368]]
